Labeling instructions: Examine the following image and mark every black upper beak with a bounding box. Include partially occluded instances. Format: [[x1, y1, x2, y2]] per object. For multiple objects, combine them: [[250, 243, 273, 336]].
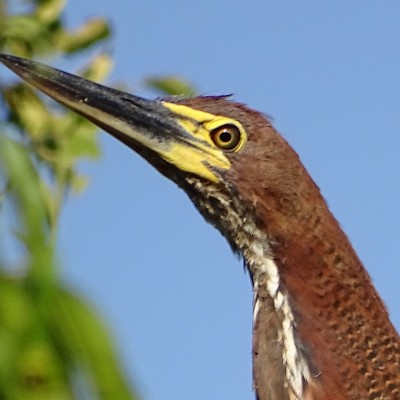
[[0, 53, 190, 151]]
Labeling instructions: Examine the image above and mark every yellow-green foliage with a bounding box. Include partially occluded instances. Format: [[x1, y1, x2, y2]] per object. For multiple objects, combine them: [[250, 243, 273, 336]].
[[0, 1, 136, 399], [0, 2, 196, 399]]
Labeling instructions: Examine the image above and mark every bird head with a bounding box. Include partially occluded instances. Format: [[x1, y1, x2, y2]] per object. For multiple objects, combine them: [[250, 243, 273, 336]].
[[0, 54, 315, 256]]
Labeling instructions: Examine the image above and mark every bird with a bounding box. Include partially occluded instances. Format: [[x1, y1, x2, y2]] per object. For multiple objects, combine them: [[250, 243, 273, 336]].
[[1, 53, 399, 400]]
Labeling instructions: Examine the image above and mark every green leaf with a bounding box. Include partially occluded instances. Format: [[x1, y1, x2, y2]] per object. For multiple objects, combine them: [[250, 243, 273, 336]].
[[58, 18, 111, 53], [51, 287, 137, 400], [36, 0, 67, 24], [80, 53, 114, 83], [60, 114, 101, 160], [0, 276, 71, 400], [0, 137, 54, 290], [4, 84, 52, 141]]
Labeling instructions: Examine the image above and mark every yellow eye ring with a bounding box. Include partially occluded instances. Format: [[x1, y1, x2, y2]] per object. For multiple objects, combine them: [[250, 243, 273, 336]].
[[210, 124, 241, 151]]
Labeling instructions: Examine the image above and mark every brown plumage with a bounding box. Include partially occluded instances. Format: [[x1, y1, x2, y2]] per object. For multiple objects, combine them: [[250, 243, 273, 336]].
[[1, 54, 399, 399], [175, 97, 400, 400]]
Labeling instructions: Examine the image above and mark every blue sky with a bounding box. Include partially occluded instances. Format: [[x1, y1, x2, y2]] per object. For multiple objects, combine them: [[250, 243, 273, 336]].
[[16, 2, 400, 400]]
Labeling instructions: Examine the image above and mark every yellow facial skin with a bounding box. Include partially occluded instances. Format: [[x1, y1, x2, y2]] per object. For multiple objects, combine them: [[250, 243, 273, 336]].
[[161, 102, 247, 182]]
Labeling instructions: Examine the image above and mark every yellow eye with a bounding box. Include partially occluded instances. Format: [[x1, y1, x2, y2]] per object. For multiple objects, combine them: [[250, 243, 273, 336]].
[[210, 124, 241, 151]]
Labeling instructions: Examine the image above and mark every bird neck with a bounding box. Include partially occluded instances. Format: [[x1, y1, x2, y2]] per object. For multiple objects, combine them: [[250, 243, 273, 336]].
[[183, 175, 400, 398], [245, 178, 400, 399], [183, 176, 313, 398], [240, 220, 312, 400]]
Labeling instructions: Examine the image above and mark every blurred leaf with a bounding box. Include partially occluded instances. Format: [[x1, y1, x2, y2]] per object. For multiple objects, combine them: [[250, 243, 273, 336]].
[[15, 335, 71, 400], [1, 14, 62, 57], [51, 287, 137, 400], [0, 136, 54, 290], [0, 137, 49, 248], [0, 277, 32, 340], [3, 15, 45, 41], [0, 276, 71, 400], [0, 2, 196, 399], [0, 277, 29, 394], [59, 113, 100, 160], [146, 75, 196, 96], [80, 52, 114, 83], [4, 83, 52, 141], [58, 18, 111, 53], [36, 0, 67, 23], [70, 173, 89, 195], [63, 124, 100, 160]]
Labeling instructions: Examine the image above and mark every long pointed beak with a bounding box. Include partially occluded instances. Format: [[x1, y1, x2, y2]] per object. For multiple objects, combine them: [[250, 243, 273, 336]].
[[0, 54, 232, 182], [0, 54, 190, 152]]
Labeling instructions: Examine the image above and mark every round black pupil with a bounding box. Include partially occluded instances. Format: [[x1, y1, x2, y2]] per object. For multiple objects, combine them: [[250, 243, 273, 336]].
[[219, 130, 232, 143]]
